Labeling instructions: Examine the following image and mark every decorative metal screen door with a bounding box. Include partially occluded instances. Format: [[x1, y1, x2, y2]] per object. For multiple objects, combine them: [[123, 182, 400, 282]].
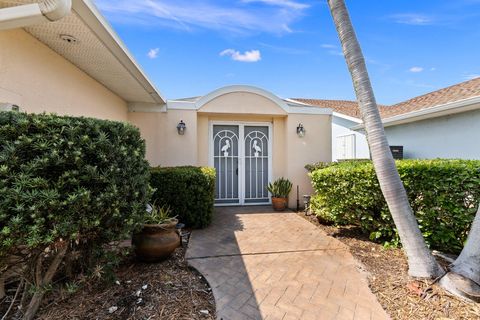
[[243, 126, 270, 204], [213, 125, 240, 205], [212, 123, 271, 205]]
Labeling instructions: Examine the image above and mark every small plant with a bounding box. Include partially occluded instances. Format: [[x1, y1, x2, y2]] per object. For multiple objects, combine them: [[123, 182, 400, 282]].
[[133, 203, 181, 261], [65, 282, 79, 295], [144, 203, 177, 225], [267, 178, 293, 198]]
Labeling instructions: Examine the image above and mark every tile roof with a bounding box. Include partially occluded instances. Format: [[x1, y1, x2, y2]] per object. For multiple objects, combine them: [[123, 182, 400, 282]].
[[292, 77, 480, 120], [290, 98, 390, 118], [382, 77, 480, 118]]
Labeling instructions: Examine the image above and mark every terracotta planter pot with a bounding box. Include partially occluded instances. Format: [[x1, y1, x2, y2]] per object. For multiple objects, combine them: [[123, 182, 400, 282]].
[[132, 220, 180, 262], [271, 197, 288, 211]]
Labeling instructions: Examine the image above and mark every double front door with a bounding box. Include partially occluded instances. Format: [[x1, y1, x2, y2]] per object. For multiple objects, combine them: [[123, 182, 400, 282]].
[[211, 123, 271, 205]]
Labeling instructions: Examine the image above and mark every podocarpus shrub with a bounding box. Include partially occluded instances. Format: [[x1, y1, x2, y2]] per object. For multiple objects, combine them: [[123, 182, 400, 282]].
[[150, 166, 215, 228], [0, 112, 151, 318], [309, 159, 480, 253]]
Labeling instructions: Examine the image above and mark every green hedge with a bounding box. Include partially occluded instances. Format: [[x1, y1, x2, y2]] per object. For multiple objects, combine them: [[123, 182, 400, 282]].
[[0, 112, 151, 315], [309, 160, 480, 253], [150, 166, 215, 228]]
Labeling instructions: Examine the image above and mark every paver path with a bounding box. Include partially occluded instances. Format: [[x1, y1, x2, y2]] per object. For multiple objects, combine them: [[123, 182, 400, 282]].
[[186, 206, 389, 320]]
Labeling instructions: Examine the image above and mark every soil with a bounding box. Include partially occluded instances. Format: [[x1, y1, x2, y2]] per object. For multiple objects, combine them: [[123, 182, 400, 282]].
[[34, 246, 216, 320], [298, 212, 480, 320]]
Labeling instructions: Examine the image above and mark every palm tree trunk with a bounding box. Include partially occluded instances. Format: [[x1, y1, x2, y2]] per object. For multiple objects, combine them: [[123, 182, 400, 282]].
[[440, 207, 480, 301], [327, 0, 442, 278]]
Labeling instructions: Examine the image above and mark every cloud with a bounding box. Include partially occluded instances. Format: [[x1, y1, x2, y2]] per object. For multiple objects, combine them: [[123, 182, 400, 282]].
[[258, 42, 309, 55], [240, 0, 309, 10], [319, 44, 343, 57], [147, 48, 159, 59], [409, 66, 424, 73], [95, 0, 309, 35], [366, 58, 392, 73], [463, 73, 480, 80], [220, 49, 261, 62], [320, 44, 337, 49], [405, 80, 434, 89], [389, 13, 434, 26]]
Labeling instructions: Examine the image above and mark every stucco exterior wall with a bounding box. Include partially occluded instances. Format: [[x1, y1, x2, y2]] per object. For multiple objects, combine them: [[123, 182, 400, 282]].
[[128, 109, 198, 166], [130, 89, 332, 209], [198, 91, 287, 116], [332, 116, 370, 161], [384, 108, 480, 160], [286, 114, 332, 207], [0, 29, 127, 121]]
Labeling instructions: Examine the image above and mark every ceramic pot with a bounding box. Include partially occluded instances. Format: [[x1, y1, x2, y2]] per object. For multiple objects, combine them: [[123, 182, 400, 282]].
[[271, 197, 288, 211], [132, 220, 180, 262]]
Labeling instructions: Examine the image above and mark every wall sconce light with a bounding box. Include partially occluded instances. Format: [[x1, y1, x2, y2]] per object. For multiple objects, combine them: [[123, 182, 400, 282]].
[[177, 120, 186, 135], [296, 123, 305, 137]]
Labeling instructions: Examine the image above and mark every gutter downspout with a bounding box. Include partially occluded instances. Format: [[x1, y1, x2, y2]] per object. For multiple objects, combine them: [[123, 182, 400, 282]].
[[0, 0, 71, 30]]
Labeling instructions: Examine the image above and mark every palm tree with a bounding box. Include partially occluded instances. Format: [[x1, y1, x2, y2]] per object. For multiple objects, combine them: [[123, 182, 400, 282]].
[[326, 0, 442, 278], [440, 208, 480, 300]]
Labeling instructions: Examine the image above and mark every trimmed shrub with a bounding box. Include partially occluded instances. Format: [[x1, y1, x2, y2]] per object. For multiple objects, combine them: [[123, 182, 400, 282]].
[[309, 159, 480, 253], [150, 166, 215, 228], [0, 112, 151, 317], [305, 159, 370, 172]]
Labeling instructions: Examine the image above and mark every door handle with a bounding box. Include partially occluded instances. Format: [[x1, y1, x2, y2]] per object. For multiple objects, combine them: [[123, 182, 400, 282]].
[[236, 168, 238, 175]]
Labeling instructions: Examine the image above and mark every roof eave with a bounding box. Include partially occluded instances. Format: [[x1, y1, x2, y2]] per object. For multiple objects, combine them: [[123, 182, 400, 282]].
[[351, 95, 480, 131], [332, 111, 362, 123], [73, 0, 166, 104]]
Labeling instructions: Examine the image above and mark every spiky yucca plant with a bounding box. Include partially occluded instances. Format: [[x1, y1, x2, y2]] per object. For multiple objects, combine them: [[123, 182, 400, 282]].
[[267, 177, 293, 198]]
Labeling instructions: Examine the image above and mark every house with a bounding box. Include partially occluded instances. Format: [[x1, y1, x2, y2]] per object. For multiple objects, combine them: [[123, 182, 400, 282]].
[[132, 87, 331, 207], [292, 99, 375, 161], [367, 77, 480, 160], [0, 0, 164, 121], [0, 0, 332, 208], [292, 77, 480, 161]]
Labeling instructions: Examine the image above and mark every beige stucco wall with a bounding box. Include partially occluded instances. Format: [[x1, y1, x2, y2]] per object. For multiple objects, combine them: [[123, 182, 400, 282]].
[[286, 114, 332, 207], [0, 29, 127, 121], [129, 90, 331, 209], [198, 91, 287, 116], [128, 109, 198, 167]]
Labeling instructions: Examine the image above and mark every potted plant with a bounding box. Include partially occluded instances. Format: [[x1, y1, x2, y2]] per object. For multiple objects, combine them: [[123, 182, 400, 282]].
[[132, 204, 180, 262], [267, 177, 293, 211]]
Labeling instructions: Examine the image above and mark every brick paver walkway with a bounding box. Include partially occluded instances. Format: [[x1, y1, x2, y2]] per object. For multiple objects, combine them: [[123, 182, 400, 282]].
[[186, 206, 389, 320]]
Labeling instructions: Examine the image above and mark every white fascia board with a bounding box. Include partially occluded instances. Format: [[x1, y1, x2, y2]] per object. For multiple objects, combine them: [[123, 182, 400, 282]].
[[283, 98, 314, 106], [128, 102, 167, 113], [167, 85, 332, 114], [351, 95, 480, 130], [195, 85, 290, 113], [167, 100, 198, 110], [288, 106, 332, 115], [73, 0, 166, 104], [284, 100, 332, 115], [332, 112, 362, 123]]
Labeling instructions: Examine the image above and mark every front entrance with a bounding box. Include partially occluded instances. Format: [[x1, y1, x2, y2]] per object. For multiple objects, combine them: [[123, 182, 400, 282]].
[[211, 123, 272, 205]]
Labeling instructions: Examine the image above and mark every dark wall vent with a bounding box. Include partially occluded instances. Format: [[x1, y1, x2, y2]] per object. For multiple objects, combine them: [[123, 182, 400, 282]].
[[390, 146, 404, 160]]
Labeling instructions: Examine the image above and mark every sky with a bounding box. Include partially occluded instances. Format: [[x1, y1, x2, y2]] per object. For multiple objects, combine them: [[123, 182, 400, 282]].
[[94, 0, 480, 105]]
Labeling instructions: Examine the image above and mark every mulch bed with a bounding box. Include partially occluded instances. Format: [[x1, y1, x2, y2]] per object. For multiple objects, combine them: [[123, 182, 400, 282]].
[[35, 246, 215, 320], [298, 212, 480, 320]]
